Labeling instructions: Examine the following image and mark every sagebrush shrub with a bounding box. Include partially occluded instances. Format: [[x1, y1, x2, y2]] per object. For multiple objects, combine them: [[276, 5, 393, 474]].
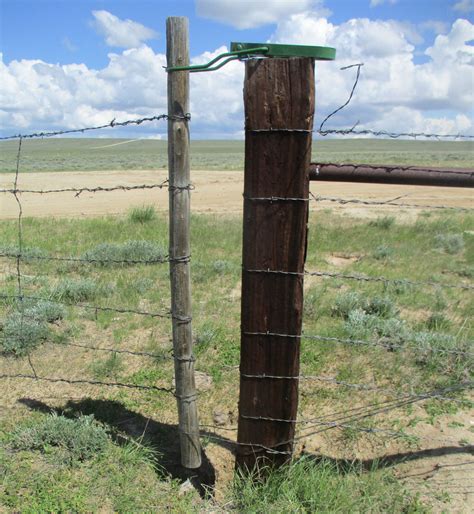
[[434, 233, 464, 254], [10, 413, 109, 464], [82, 240, 166, 265], [1, 312, 49, 356]]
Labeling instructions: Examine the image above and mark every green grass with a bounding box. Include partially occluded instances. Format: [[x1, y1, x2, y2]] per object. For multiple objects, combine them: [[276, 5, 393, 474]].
[[230, 456, 427, 513], [128, 205, 157, 224], [0, 138, 472, 172], [1, 208, 473, 511]]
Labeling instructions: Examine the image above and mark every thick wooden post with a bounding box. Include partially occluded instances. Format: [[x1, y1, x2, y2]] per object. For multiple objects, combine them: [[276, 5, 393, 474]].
[[167, 16, 201, 469], [236, 57, 314, 470]]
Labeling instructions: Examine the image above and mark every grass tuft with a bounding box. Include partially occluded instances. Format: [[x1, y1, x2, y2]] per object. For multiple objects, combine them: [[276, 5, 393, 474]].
[[369, 216, 396, 230], [128, 205, 157, 224], [51, 278, 100, 303]]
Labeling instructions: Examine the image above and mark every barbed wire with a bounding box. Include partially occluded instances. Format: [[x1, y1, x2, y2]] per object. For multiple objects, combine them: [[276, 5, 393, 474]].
[[0, 293, 171, 319], [306, 269, 473, 290], [243, 331, 474, 357], [0, 114, 188, 141], [317, 63, 474, 140], [0, 373, 175, 393], [0, 252, 189, 266], [0, 182, 195, 196], [310, 192, 473, 211], [244, 267, 473, 291]]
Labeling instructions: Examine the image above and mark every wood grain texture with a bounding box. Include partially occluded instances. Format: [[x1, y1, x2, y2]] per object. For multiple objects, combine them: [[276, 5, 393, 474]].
[[236, 57, 315, 470], [166, 16, 201, 469]]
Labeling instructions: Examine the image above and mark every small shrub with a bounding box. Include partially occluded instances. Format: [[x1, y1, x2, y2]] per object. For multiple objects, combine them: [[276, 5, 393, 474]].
[[434, 233, 464, 254], [333, 292, 397, 319], [212, 260, 233, 274], [369, 216, 395, 230], [10, 413, 109, 464], [333, 292, 365, 319], [345, 309, 408, 348], [0, 244, 48, 261], [25, 300, 66, 323], [128, 205, 156, 224], [373, 245, 393, 260], [51, 278, 99, 302], [82, 240, 166, 266], [365, 296, 398, 318], [1, 312, 49, 356], [411, 331, 472, 376], [133, 277, 154, 294]]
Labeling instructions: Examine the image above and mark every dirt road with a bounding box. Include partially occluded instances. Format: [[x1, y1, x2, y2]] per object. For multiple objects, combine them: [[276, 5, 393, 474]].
[[1, 169, 472, 219]]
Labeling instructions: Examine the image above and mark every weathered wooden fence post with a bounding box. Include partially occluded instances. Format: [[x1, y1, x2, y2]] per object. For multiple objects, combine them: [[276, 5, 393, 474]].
[[236, 57, 315, 470], [166, 16, 201, 469]]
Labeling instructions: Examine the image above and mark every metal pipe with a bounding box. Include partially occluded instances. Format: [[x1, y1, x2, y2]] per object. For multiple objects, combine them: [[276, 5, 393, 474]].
[[309, 163, 474, 188]]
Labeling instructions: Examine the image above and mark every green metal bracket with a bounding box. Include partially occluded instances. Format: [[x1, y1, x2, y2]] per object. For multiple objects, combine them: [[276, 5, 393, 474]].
[[231, 42, 336, 61], [166, 42, 336, 73]]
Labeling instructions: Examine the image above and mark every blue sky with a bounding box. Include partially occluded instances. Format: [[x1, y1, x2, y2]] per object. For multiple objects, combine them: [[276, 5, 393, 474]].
[[1, 0, 473, 138], [1, 0, 467, 66]]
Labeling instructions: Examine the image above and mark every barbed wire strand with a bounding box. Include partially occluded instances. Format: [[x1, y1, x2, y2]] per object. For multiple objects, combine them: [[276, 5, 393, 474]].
[[317, 64, 474, 140], [0, 252, 190, 266], [0, 293, 171, 319], [0, 114, 188, 141], [0, 182, 195, 196], [244, 267, 473, 291], [0, 373, 175, 393], [240, 372, 472, 405], [310, 192, 473, 211], [243, 331, 473, 357]]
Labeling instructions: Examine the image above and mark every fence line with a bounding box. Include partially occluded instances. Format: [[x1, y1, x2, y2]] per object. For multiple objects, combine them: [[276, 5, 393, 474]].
[[1, 100, 473, 478]]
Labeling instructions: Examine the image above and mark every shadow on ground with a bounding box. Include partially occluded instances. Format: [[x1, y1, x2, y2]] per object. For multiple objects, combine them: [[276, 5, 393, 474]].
[[18, 397, 219, 498]]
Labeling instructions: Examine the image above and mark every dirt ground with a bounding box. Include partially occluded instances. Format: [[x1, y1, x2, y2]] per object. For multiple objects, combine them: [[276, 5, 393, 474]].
[[1, 169, 472, 219]]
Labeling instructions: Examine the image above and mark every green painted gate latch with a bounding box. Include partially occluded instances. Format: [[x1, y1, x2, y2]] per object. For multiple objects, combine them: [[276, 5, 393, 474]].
[[166, 42, 336, 73]]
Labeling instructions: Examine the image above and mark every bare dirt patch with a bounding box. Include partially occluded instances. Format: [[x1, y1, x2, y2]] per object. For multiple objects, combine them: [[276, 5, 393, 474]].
[[1, 169, 472, 219]]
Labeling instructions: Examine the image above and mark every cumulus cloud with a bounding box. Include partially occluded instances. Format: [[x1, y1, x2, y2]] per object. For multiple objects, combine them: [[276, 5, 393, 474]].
[[453, 0, 474, 13], [195, 0, 329, 29], [92, 10, 157, 48], [271, 14, 473, 134], [0, 13, 472, 139]]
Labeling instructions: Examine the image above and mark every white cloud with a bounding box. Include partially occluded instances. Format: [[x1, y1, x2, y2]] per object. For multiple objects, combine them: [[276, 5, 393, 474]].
[[453, 0, 474, 13], [271, 14, 473, 135], [195, 0, 329, 29], [0, 15, 472, 139], [92, 10, 157, 48], [370, 0, 398, 7]]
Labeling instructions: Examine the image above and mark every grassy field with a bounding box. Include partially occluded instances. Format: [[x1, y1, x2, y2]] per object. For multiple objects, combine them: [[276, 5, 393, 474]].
[[0, 138, 473, 172], [1, 203, 473, 511]]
